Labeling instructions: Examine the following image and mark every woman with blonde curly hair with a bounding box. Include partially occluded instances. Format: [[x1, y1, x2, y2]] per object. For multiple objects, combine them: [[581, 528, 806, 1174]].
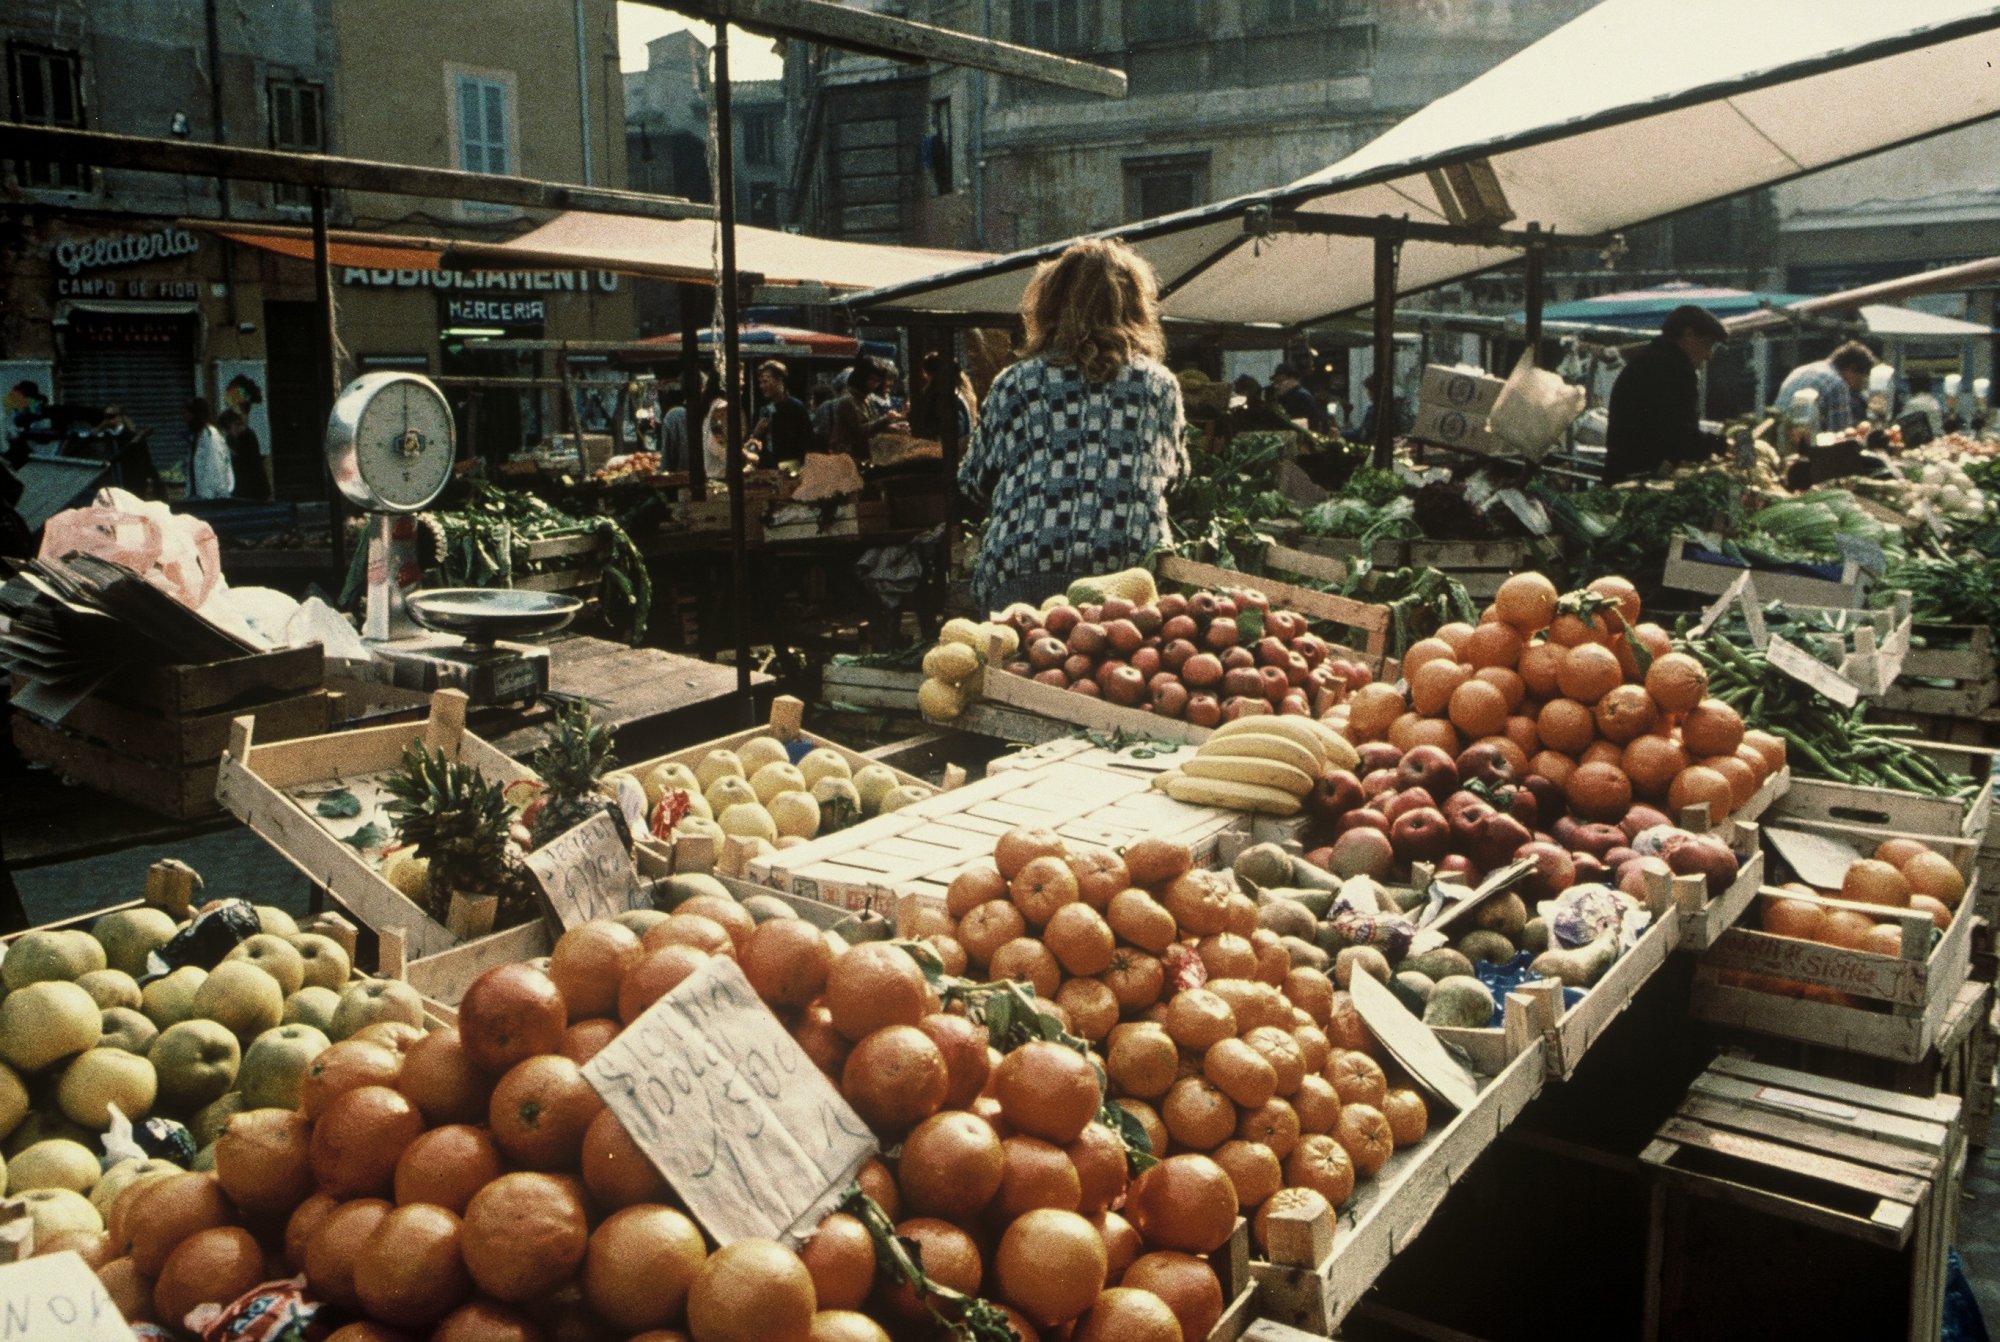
[[957, 238, 1187, 613]]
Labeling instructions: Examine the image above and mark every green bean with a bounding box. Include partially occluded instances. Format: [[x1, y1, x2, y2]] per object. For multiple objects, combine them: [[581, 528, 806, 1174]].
[[1773, 727, 1852, 783]]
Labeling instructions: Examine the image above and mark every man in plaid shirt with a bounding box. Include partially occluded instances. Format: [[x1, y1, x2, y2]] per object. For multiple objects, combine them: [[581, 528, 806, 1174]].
[[1776, 340, 1877, 432]]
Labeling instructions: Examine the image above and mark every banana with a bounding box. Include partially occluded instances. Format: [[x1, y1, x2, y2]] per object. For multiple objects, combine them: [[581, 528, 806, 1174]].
[[1164, 772, 1303, 816], [1302, 719, 1361, 771], [1181, 753, 1316, 796], [1208, 715, 1329, 768], [1194, 731, 1321, 778]]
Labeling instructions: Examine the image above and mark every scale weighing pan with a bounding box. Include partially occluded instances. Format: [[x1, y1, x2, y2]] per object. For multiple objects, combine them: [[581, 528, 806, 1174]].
[[405, 589, 583, 648]]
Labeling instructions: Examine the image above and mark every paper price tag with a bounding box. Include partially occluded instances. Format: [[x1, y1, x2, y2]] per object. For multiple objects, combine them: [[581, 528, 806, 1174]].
[[524, 810, 649, 931], [0, 1250, 138, 1341], [1833, 532, 1887, 577], [1693, 570, 1755, 639], [583, 956, 877, 1246], [1765, 635, 1860, 708]]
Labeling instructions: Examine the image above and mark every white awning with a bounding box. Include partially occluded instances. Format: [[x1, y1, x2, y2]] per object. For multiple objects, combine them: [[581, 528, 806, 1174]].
[[853, 0, 2000, 328], [1859, 304, 1992, 339]]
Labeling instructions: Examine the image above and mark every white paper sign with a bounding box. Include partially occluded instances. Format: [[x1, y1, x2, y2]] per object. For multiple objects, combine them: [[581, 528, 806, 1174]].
[[0, 1250, 138, 1342], [1348, 969, 1480, 1113], [524, 810, 649, 930], [1693, 570, 1755, 639], [582, 956, 877, 1246], [1765, 635, 1861, 708]]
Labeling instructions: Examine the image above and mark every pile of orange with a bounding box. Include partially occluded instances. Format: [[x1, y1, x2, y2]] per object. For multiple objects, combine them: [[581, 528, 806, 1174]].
[[1330, 573, 1788, 825]]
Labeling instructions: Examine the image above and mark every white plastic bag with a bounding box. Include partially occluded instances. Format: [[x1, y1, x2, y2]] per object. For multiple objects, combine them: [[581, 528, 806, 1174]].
[[39, 486, 223, 609], [1486, 352, 1585, 460]]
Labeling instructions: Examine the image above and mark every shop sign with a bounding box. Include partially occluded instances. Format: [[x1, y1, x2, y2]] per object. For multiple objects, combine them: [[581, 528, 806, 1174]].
[[345, 267, 618, 292], [443, 297, 546, 327], [53, 225, 201, 276], [56, 276, 202, 299]]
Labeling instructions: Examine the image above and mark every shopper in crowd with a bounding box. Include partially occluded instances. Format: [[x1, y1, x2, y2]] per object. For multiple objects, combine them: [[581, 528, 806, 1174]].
[[808, 381, 838, 451], [1603, 304, 1731, 485], [910, 351, 977, 442], [1270, 361, 1326, 432], [958, 236, 1187, 614], [94, 403, 162, 498], [1776, 339, 1876, 433], [1901, 370, 1945, 439], [701, 396, 757, 483], [219, 406, 271, 500], [656, 384, 690, 470], [5, 381, 53, 468], [828, 355, 907, 461], [184, 398, 234, 499], [745, 360, 815, 467], [1349, 371, 1406, 444]]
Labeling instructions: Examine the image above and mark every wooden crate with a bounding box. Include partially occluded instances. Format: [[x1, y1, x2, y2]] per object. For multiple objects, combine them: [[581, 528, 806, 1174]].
[[1641, 1057, 1962, 1342], [1884, 624, 1997, 718], [1663, 535, 1867, 608], [96, 643, 325, 716], [1402, 536, 1566, 599], [1248, 1039, 1547, 1335], [216, 688, 548, 973], [1157, 553, 1393, 659], [820, 664, 923, 713], [1770, 742, 1992, 851], [12, 714, 225, 820], [53, 688, 335, 767], [1672, 816, 1767, 952]]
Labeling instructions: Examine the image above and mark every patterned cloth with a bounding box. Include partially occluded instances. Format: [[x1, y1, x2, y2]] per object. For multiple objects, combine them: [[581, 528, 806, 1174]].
[[958, 354, 1187, 610], [1776, 359, 1863, 432]]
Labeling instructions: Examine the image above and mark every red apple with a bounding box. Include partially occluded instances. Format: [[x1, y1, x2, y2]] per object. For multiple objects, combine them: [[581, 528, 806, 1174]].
[[1205, 619, 1239, 651], [1153, 681, 1190, 719], [1105, 619, 1144, 657], [1306, 769, 1365, 821], [1131, 646, 1162, 679], [1336, 808, 1390, 835], [1162, 614, 1199, 643], [1514, 840, 1576, 898], [1224, 667, 1265, 699], [1102, 665, 1146, 707], [1186, 693, 1222, 728], [1390, 807, 1451, 862], [1328, 828, 1394, 880], [1162, 638, 1198, 672], [1396, 745, 1460, 802], [1043, 606, 1080, 638], [1069, 679, 1101, 698], [1182, 653, 1224, 688]]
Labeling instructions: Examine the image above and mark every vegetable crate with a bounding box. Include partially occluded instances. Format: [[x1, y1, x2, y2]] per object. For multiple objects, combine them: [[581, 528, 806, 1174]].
[[1429, 878, 1682, 1081], [1770, 739, 1996, 898], [1689, 816, 1982, 1063], [1884, 623, 1998, 718], [215, 688, 551, 1002], [1287, 535, 1566, 599], [1663, 535, 1868, 608], [1671, 816, 1767, 952], [1249, 1039, 1547, 1336], [1640, 1057, 1962, 1342]]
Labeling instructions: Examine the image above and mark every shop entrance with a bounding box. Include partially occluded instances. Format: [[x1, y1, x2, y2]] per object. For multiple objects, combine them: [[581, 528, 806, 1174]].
[[440, 331, 541, 467], [263, 300, 324, 501], [57, 307, 197, 478]]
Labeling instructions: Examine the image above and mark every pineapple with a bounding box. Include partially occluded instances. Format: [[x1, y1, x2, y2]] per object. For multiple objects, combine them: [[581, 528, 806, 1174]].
[[528, 701, 631, 849], [381, 744, 528, 923]]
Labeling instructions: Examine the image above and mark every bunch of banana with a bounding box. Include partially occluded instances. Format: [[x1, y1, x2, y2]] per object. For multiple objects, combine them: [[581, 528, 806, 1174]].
[[1156, 715, 1357, 815]]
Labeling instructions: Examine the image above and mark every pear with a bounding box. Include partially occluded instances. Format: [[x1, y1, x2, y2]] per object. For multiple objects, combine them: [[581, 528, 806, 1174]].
[[282, 986, 340, 1033]]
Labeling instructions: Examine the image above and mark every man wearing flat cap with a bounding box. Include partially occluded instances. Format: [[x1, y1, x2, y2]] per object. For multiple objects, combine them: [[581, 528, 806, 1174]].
[[1604, 304, 1731, 484]]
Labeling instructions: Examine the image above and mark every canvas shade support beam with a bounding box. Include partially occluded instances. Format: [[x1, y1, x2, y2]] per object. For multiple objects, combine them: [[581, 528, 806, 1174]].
[[680, 283, 707, 499], [1522, 227, 1546, 364], [311, 187, 345, 577], [1372, 233, 1401, 470], [714, 21, 753, 715], [1245, 206, 1611, 254]]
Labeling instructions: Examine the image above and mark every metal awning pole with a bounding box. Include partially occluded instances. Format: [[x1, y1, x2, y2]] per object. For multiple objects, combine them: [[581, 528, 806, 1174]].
[[311, 187, 345, 578], [679, 282, 705, 489], [1523, 230, 1545, 364], [1371, 229, 1400, 470], [715, 21, 753, 717]]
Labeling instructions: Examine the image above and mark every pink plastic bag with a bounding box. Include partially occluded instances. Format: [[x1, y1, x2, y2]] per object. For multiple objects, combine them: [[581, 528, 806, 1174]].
[[39, 486, 223, 609]]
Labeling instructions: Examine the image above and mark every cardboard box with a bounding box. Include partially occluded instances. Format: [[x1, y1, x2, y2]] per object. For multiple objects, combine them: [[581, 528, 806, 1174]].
[[1409, 402, 1509, 456], [1418, 364, 1506, 415]]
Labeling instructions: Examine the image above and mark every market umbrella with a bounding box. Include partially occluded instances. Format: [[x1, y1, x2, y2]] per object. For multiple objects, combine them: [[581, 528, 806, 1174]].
[[627, 324, 893, 359], [1528, 283, 1813, 331], [850, 0, 2000, 329]]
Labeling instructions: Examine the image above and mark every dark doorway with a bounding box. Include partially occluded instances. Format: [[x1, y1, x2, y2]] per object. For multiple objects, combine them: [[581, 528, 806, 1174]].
[[263, 300, 324, 501]]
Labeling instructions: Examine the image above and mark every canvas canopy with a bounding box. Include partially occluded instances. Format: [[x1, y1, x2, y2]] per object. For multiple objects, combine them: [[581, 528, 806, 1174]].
[[851, 0, 2000, 328]]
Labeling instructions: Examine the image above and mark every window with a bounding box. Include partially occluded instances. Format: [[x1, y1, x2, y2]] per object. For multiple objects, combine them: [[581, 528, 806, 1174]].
[[267, 80, 325, 207], [741, 110, 777, 168], [9, 42, 87, 190], [1124, 153, 1208, 221], [1124, 0, 1201, 41], [456, 75, 510, 175], [925, 98, 953, 195], [747, 183, 778, 226], [1013, 0, 1090, 53]]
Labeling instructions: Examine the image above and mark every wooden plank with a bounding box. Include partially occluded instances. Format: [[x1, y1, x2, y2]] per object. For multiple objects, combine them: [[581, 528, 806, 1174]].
[[53, 688, 334, 766], [1652, 1116, 1927, 1213], [1643, 1142, 1916, 1249], [979, 664, 1212, 745], [1705, 1056, 1962, 1128], [1686, 1073, 1954, 1153], [1157, 553, 1392, 649], [10, 715, 219, 819], [1675, 1094, 1939, 1179], [401, 921, 552, 1004], [96, 642, 324, 716]]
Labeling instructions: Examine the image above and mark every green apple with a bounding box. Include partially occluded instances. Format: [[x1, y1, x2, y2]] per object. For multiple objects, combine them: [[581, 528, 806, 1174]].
[[0, 1062, 23, 1143], [282, 986, 340, 1033], [15, 1188, 102, 1240], [192, 961, 283, 1042], [237, 1024, 330, 1111], [98, 1007, 158, 1056], [0, 980, 102, 1072], [8, 1138, 99, 1194], [58, 1049, 157, 1128], [223, 934, 306, 997], [254, 906, 300, 938], [90, 907, 180, 978], [188, 1093, 245, 1148], [4, 1110, 95, 1158], [329, 980, 425, 1040], [140, 966, 207, 1030], [288, 933, 352, 992], [76, 968, 142, 1011], [89, 1157, 180, 1217], [1, 930, 105, 989], [148, 1019, 240, 1113]]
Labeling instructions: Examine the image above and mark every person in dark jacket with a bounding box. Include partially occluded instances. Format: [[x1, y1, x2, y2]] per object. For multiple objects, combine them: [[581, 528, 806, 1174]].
[[1603, 304, 1730, 484]]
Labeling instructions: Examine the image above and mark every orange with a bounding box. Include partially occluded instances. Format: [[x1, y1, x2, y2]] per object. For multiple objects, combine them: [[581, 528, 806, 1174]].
[[1529, 749, 1576, 786], [1334, 1104, 1395, 1178], [1821, 909, 1876, 950], [988, 938, 1062, 997], [957, 899, 1029, 967], [489, 1054, 604, 1171], [1580, 739, 1625, 769], [1293, 1074, 1340, 1134], [994, 1209, 1107, 1329], [1408, 717, 1463, 755], [1681, 699, 1745, 758], [1204, 1037, 1277, 1110], [354, 1202, 471, 1329], [1345, 682, 1407, 741], [581, 1106, 670, 1211], [1565, 762, 1633, 823], [1057, 978, 1119, 1041], [1548, 609, 1605, 648], [560, 1018, 620, 1065], [395, 1123, 504, 1214], [1124, 836, 1193, 890], [1494, 572, 1559, 633], [1382, 1089, 1429, 1146], [878, 1217, 981, 1321], [995, 825, 1067, 880], [809, 1311, 891, 1342], [1475, 666, 1528, 713], [645, 913, 735, 959], [38, 1230, 112, 1270], [153, 1226, 265, 1330], [899, 1110, 1004, 1219], [801, 1212, 877, 1311], [1409, 660, 1471, 717], [398, 1029, 496, 1127], [1012, 854, 1082, 926], [994, 1135, 1082, 1219], [310, 1084, 425, 1200], [1236, 1096, 1303, 1160], [1556, 642, 1622, 705], [1328, 1051, 1388, 1109], [1623, 735, 1689, 800], [1196, 932, 1257, 981], [1862, 922, 1908, 957], [1735, 742, 1773, 786], [1904, 852, 1967, 910], [1401, 637, 1457, 676], [1667, 766, 1734, 824], [1644, 652, 1709, 714], [547, 920, 644, 1021], [855, 1155, 900, 1222], [456, 964, 569, 1074], [1100, 950, 1166, 1012], [1211, 1138, 1283, 1208], [1841, 859, 1911, 908], [1762, 897, 1826, 941], [1632, 621, 1673, 661], [1518, 641, 1565, 699], [431, 1300, 543, 1342], [1066, 846, 1131, 910], [1073, 1288, 1184, 1342], [1876, 837, 1932, 870], [1285, 1133, 1356, 1208], [677, 894, 756, 953], [1044, 903, 1116, 977], [1161, 1076, 1236, 1150], [1435, 622, 1478, 658], [582, 1204, 708, 1333], [305, 1198, 393, 1310], [1282, 970, 1333, 1028], [1697, 754, 1758, 811], [1448, 679, 1509, 739], [461, 1172, 590, 1304], [1067, 1120, 1131, 1216], [947, 863, 1008, 917], [619, 945, 710, 1023], [1587, 576, 1642, 627], [1127, 1153, 1244, 1254], [1537, 699, 1597, 757], [1593, 684, 1658, 745], [824, 943, 928, 1042], [686, 1238, 818, 1342], [1107, 1025, 1180, 1099], [96, 1258, 154, 1326], [300, 1039, 403, 1119], [741, 918, 833, 1008], [283, 1192, 339, 1273], [842, 1025, 948, 1136], [1386, 711, 1423, 752], [1910, 894, 1954, 931], [1123, 1253, 1223, 1342], [127, 1173, 235, 1277], [1465, 621, 1523, 671], [916, 1012, 992, 1109], [214, 1107, 315, 1224], [994, 1041, 1101, 1144]]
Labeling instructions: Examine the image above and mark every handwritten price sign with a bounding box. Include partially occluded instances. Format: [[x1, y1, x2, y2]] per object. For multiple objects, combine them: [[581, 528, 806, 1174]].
[[582, 956, 877, 1245], [524, 811, 649, 931], [0, 1250, 138, 1341]]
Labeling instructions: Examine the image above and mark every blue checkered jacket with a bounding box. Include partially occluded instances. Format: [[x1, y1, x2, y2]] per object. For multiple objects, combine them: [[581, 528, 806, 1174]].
[[958, 354, 1187, 601]]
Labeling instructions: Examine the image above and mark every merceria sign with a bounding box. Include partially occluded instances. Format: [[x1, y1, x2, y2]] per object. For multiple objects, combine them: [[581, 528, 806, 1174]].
[[344, 268, 619, 291], [53, 226, 201, 276]]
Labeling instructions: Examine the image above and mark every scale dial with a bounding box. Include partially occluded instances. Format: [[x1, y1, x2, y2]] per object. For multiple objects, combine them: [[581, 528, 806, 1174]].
[[325, 371, 457, 513]]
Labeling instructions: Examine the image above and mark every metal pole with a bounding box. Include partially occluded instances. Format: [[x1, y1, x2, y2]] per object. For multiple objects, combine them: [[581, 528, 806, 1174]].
[[1523, 234, 1545, 366], [715, 22, 754, 716], [679, 281, 705, 489], [1371, 230, 1400, 470], [573, 0, 595, 186], [311, 187, 345, 577]]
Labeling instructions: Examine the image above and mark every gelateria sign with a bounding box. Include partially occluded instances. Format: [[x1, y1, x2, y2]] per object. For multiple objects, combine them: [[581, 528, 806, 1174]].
[[53, 226, 201, 276]]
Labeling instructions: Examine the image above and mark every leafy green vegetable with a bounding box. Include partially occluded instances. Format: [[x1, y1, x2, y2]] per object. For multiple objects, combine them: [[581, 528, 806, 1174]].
[[1170, 430, 1293, 564], [314, 790, 362, 819]]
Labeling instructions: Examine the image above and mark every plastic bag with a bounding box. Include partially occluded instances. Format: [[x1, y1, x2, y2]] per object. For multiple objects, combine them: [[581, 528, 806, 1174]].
[[1486, 352, 1585, 460], [40, 486, 224, 609]]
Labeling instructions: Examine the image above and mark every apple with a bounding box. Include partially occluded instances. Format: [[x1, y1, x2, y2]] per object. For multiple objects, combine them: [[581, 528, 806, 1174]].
[[1100, 597, 1136, 623], [255, 906, 300, 938], [1396, 745, 1459, 802], [329, 979, 427, 1041], [1162, 638, 1198, 672], [1103, 665, 1147, 706], [1514, 841, 1576, 899], [283, 986, 341, 1033], [1205, 619, 1239, 650], [1449, 800, 1496, 852], [1328, 828, 1395, 880], [75, 970, 141, 1012], [1259, 666, 1291, 703], [1293, 634, 1328, 668], [1006, 661, 1033, 678], [1266, 609, 1301, 641], [1306, 769, 1364, 823], [1131, 646, 1162, 679], [1618, 855, 1673, 901], [57, 1048, 157, 1128], [1069, 679, 1101, 697], [1456, 742, 1515, 789], [224, 934, 307, 997], [1185, 693, 1222, 728], [1469, 813, 1532, 870], [1620, 805, 1673, 840], [1222, 646, 1256, 671], [193, 961, 284, 1043], [148, 1019, 241, 1112], [1043, 606, 1081, 638], [1436, 853, 1479, 882], [1182, 653, 1224, 688], [88, 1157, 179, 1218], [1302, 846, 1335, 871], [1572, 823, 1626, 858], [1, 931, 105, 991], [1224, 667, 1265, 699], [1390, 808, 1451, 862], [1666, 836, 1740, 897], [1336, 808, 1390, 834], [90, 908, 179, 979], [1132, 605, 1163, 636], [1552, 816, 1583, 849], [1381, 787, 1438, 824], [1522, 776, 1567, 828], [1034, 668, 1067, 687], [1604, 846, 1639, 870], [1361, 768, 1400, 798], [237, 1023, 333, 1110], [1358, 742, 1402, 775], [1063, 653, 1094, 683], [1153, 682, 1190, 719], [1256, 637, 1291, 668], [1284, 652, 1312, 687], [1162, 615, 1198, 643], [1069, 622, 1108, 657], [12, 1189, 100, 1242], [1212, 596, 1238, 620], [0, 981, 101, 1073], [1222, 696, 1268, 721], [98, 1007, 158, 1056], [1105, 619, 1144, 656], [1232, 589, 1268, 612]]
